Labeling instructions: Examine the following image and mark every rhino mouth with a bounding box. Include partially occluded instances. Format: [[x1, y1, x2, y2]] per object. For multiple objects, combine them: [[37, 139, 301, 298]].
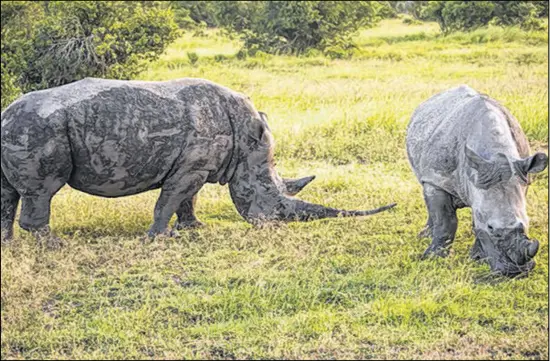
[[494, 260, 536, 277], [475, 229, 539, 277]]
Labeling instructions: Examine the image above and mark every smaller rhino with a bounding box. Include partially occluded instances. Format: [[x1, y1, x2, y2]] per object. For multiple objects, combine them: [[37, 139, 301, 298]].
[[407, 85, 548, 276]]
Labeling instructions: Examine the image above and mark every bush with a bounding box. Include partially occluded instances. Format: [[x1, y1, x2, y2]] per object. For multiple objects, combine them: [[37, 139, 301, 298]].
[[217, 1, 382, 56], [402, 15, 422, 25], [187, 51, 199, 65], [426, 1, 546, 34], [377, 1, 398, 19], [171, 1, 220, 28], [1, 1, 179, 109], [1, 64, 21, 110]]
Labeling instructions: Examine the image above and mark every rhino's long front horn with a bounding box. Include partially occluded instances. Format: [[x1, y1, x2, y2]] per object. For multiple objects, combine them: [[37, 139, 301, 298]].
[[527, 240, 539, 258], [280, 197, 397, 222]]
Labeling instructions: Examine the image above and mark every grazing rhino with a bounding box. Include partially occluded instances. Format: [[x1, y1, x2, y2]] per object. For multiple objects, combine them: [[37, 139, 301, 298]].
[[176, 111, 317, 228], [407, 85, 548, 276], [1, 77, 395, 243]]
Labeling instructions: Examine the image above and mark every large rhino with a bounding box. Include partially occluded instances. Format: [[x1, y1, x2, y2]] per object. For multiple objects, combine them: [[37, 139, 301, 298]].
[[407, 85, 548, 276], [1, 78, 395, 243]]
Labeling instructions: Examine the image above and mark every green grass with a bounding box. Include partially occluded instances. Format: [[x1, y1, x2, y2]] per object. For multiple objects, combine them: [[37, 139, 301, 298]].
[[1, 19, 548, 360]]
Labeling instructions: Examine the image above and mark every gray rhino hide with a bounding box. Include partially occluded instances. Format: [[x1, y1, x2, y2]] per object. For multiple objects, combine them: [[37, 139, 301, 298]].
[[406, 85, 548, 276], [1, 78, 395, 243]]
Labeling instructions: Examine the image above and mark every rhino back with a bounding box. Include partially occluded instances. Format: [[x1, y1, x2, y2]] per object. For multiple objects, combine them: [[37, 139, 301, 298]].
[[2, 78, 236, 197], [406, 85, 528, 199]]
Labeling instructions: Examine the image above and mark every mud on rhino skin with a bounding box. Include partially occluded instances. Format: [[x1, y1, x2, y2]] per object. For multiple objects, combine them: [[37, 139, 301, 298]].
[[1, 77, 396, 242], [406, 85, 548, 277]]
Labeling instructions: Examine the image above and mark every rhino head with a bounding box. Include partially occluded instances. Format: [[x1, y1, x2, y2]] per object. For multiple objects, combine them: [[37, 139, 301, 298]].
[[465, 146, 548, 276], [258, 112, 316, 197], [225, 112, 396, 224]]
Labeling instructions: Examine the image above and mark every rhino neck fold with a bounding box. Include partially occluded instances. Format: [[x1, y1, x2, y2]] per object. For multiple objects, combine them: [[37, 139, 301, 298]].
[[218, 106, 240, 185]]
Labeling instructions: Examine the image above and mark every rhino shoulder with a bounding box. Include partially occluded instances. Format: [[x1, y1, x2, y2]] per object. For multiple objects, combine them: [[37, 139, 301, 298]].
[[478, 95, 530, 158]]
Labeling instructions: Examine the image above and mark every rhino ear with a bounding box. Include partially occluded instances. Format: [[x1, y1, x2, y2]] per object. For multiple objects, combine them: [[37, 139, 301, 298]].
[[465, 146, 512, 189], [515, 152, 549, 175], [258, 111, 269, 123], [465, 145, 489, 170], [249, 117, 268, 143]]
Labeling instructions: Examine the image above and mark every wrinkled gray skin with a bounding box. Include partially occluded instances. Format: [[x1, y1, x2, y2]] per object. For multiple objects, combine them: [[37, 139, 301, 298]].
[[175, 111, 316, 229], [1, 78, 395, 243], [407, 85, 548, 277]]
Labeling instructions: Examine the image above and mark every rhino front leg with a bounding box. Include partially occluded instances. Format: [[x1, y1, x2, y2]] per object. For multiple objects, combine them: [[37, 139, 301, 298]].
[[148, 171, 208, 238], [174, 195, 205, 230], [421, 183, 458, 259], [469, 217, 487, 261], [417, 216, 432, 239], [1, 170, 20, 244]]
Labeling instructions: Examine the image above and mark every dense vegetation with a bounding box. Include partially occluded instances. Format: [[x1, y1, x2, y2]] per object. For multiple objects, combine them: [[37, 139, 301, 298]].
[[1, 1, 178, 109], [422, 1, 548, 33], [2, 1, 548, 110], [1, 17, 548, 359]]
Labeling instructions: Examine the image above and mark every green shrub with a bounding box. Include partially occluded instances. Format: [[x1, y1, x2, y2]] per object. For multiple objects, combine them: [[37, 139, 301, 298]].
[[426, 1, 546, 34], [1, 1, 179, 109], [171, 1, 220, 28], [377, 1, 398, 19], [214, 54, 228, 63], [217, 1, 382, 55], [402, 15, 422, 25], [1, 64, 21, 110], [187, 51, 199, 65]]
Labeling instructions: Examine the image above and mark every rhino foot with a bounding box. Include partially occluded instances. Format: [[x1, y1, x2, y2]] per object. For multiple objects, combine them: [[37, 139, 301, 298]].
[[417, 225, 432, 239], [417, 217, 433, 239], [146, 228, 181, 240], [421, 241, 452, 259], [1, 228, 14, 246], [33, 226, 64, 250], [174, 220, 205, 230]]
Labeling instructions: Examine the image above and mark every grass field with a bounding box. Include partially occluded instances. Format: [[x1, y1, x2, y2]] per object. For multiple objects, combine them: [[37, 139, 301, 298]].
[[1, 19, 548, 359]]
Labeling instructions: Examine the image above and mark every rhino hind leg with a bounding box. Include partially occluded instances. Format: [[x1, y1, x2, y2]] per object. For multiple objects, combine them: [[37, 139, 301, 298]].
[[1, 169, 20, 244], [420, 183, 458, 259], [19, 195, 62, 248], [148, 171, 208, 238], [174, 195, 205, 230], [3, 130, 72, 248]]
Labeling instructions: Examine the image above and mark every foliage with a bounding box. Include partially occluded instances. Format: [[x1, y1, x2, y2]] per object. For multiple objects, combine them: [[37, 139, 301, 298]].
[[187, 51, 199, 65], [533, 0, 549, 17], [0, 64, 21, 110], [402, 15, 423, 26], [216, 1, 382, 56], [389, 1, 436, 21], [1, 1, 179, 110], [171, 1, 220, 28], [376, 1, 398, 19], [0, 1, 44, 108], [425, 1, 547, 33]]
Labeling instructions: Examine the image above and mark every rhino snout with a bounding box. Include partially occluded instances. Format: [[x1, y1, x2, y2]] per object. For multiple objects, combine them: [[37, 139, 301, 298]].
[[476, 229, 539, 277], [493, 259, 536, 278]]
